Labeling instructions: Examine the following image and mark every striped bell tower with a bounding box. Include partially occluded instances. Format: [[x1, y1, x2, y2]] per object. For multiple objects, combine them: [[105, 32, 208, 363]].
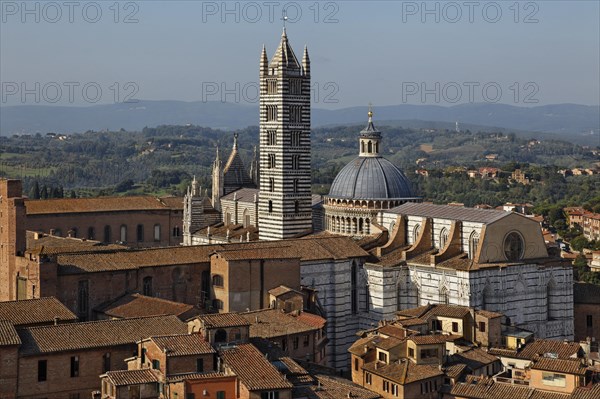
[[258, 28, 312, 240]]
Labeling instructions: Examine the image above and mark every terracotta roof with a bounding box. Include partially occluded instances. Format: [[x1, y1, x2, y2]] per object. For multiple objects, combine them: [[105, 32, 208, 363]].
[[425, 304, 471, 319], [378, 325, 407, 339], [574, 282, 600, 304], [240, 309, 323, 338], [104, 369, 160, 386], [167, 371, 235, 382], [158, 196, 185, 209], [0, 320, 21, 346], [573, 384, 600, 399], [348, 335, 380, 356], [395, 317, 427, 327], [293, 374, 380, 399], [220, 343, 293, 390], [396, 305, 432, 318], [294, 312, 326, 329], [515, 339, 582, 360], [95, 293, 200, 320], [444, 362, 468, 379], [195, 223, 259, 241], [476, 309, 504, 319], [26, 232, 127, 255], [362, 360, 443, 384], [408, 334, 461, 345], [450, 348, 499, 371], [25, 196, 181, 215], [528, 391, 571, 399], [374, 337, 404, 351], [530, 357, 588, 375], [18, 315, 187, 355], [269, 285, 303, 298], [197, 313, 251, 329], [450, 376, 532, 399], [0, 297, 77, 326], [215, 246, 300, 261], [55, 236, 368, 274], [150, 333, 215, 356]]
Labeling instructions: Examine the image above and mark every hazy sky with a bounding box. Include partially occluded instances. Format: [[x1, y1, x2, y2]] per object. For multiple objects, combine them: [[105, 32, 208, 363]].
[[1, 0, 599, 108]]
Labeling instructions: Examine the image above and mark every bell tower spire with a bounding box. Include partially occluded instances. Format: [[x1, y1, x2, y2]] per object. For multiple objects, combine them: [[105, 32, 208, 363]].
[[359, 104, 382, 157]]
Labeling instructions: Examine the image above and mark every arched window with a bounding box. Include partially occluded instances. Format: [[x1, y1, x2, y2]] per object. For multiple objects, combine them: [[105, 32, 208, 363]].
[[268, 200, 273, 213], [143, 276, 153, 297], [269, 178, 275, 192], [440, 286, 449, 305], [120, 225, 127, 243], [469, 231, 480, 259], [368, 141, 372, 153], [439, 228, 449, 249], [361, 141, 365, 153], [504, 232, 524, 261], [104, 225, 111, 243], [154, 224, 161, 241], [412, 224, 421, 243], [136, 224, 144, 242], [88, 227, 95, 240], [212, 274, 224, 287]]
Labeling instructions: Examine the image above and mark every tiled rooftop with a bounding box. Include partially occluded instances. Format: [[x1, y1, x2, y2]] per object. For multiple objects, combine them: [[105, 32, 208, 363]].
[[25, 195, 182, 215], [220, 343, 293, 390], [18, 315, 187, 355], [150, 333, 215, 357], [407, 334, 461, 345], [390, 202, 509, 224], [293, 374, 380, 399], [362, 359, 444, 384], [196, 313, 251, 329], [95, 293, 200, 320], [26, 231, 126, 255], [0, 297, 77, 326], [103, 369, 160, 386], [530, 357, 588, 376], [0, 320, 21, 346], [240, 309, 324, 338]]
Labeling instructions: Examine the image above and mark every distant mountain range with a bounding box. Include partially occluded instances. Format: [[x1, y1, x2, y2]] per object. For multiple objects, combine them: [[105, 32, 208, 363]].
[[1, 101, 598, 145]]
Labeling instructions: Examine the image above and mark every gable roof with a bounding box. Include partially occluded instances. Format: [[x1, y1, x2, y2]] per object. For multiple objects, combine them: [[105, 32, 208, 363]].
[[26, 232, 126, 255], [240, 309, 324, 338], [149, 333, 215, 356], [0, 320, 21, 346], [221, 188, 259, 203], [25, 196, 182, 215], [389, 202, 510, 224], [196, 313, 251, 329], [95, 293, 200, 320], [103, 369, 160, 386], [362, 359, 443, 384], [0, 297, 77, 326], [530, 357, 588, 376], [18, 315, 187, 355], [220, 343, 293, 390]]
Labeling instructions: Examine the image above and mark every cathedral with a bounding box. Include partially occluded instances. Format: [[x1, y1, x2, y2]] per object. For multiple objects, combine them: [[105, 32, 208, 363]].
[[180, 28, 575, 369]]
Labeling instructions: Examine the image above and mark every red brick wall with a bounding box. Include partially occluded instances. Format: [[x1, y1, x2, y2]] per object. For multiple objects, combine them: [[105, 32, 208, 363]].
[[17, 346, 135, 398], [0, 346, 18, 399], [574, 303, 600, 343], [0, 179, 26, 301]]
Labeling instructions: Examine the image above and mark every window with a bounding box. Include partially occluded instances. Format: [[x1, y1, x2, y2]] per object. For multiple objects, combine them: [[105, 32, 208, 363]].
[[365, 372, 372, 384], [267, 79, 277, 94], [154, 224, 161, 241], [479, 321, 486, 332], [215, 329, 227, 343], [87, 227, 95, 240], [136, 224, 144, 241], [383, 380, 390, 392], [269, 178, 275, 192], [143, 276, 153, 297], [378, 351, 388, 363], [542, 372, 566, 387], [196, 358, 204, 372], [292, 154, 300, 169], [504, 231, 524, 261], [409, 347, 415, 358], [70, 227, 78, 238], [77, 280, 89, 319], [354, 358, 359, 371], [103, 225, 111, 243], [291, 131, 301, 147], [103, 352, 111, 373], [303, 335, 309, 347], [120, 224, 127, 242], [391, 383, 399, 397], [268, 200, 273, 213], [432, 319, 442, 331], [294, 200, 300, 215], [266, 105, 278, 121], [172, 226, 181, 237], [469, 231, 480, 259], [452, 322, 459, 333], [439, 227, 449, 249], [216, 392, 225, 399], [38, 360, 47, 382], [289, 105, 302, 123], [293, 336, 299, 350], [141, 348, 146, 364], [213, 299, 224, 310], [413, 223, 421, 243], [212, 274, 224, 287], [587, 315, 593, 328], [152, 359, 160, 370], [231, 328, 241, 341], [268, 153, 276, 168], [70, 356, 79, 377], [289, 79, 301, 95], [261, 392, 279, 399], [421, 348, 439, 359], [267, 130, 277, 145]]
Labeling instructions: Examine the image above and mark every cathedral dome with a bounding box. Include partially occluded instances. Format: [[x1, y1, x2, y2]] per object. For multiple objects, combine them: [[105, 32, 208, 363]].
[[328, 156, 414, 200]]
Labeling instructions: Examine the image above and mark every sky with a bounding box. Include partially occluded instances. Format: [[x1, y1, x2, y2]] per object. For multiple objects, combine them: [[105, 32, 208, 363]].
[[1, 0, 599, 108]]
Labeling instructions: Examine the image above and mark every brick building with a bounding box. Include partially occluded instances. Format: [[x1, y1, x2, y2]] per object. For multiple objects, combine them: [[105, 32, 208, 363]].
[[573, 282, 600, 348]]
